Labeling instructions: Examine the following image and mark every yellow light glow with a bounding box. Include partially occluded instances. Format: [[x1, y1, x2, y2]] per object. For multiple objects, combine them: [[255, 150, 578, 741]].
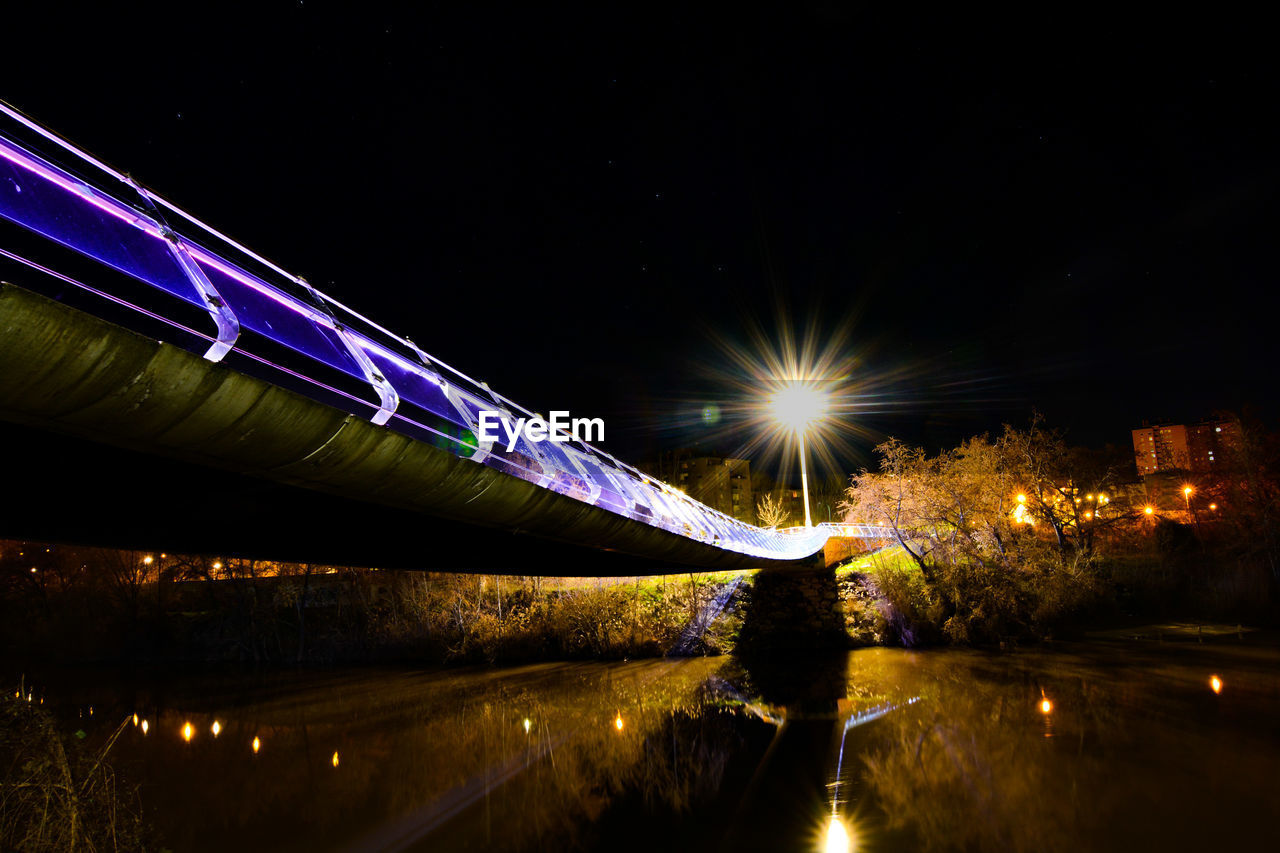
[[1040, 698, 1053, 715], [523, 718, 531, 734], [332, 751, 340, 768], [141, 719, 149, 735], [252, 736, 261, 754], [133, 714, 139, 726], [1210, 675, 1223, 695], [1183, 486, 1193, 497], [211, 720, 222, 737], [212, 561, 222, 570], [1144, 506, 1154, 515], [767, 383, 830, 431], [614, 714, 624, 731], [823, 815, 852, 853], [1209, 503, 1217, 511], [1016, 493, 1027, 504], [182, 722, 194, 742], [1084, 511, 1093, 520], [143, 556, 153, 565]]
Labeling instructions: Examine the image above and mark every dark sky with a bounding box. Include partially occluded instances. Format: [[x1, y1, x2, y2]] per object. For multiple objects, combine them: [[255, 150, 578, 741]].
[[5, 6, 1277, 472]]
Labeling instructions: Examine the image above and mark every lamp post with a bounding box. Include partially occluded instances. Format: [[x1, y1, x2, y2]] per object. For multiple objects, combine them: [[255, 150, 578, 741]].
[[766, 383, 829, 528], [1183, 485, 1199, 529]]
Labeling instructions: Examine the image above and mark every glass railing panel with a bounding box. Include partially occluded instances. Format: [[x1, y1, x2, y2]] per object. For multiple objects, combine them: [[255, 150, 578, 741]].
[[0, 142, 204, 308], [195, 258, 365, 380]]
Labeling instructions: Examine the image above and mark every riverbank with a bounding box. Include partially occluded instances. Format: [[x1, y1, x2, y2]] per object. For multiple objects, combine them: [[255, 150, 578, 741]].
[[3, 538, 1275, 669], [1, 562, 748, 666]]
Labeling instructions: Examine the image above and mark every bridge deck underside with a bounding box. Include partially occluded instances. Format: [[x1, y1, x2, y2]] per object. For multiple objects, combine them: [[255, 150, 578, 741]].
[[0, 284, 827, 573]]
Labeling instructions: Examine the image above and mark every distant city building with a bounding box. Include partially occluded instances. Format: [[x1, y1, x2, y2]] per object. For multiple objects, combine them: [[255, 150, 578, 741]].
[[1131, 418, 1239, 476], [641, 450, 754, 524]]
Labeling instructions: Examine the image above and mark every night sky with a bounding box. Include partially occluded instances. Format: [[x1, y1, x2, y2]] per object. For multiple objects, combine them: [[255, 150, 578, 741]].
[[5, 7, 1277, 475]]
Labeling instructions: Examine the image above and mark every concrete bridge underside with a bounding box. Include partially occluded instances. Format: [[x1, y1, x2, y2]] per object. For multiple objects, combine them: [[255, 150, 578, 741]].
[[0, 283, 823, 574]]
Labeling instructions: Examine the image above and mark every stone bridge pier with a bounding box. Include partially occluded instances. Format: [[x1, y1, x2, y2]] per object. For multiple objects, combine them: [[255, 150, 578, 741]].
[[736, 565, 848, 653], [735, 535, 890, 653]]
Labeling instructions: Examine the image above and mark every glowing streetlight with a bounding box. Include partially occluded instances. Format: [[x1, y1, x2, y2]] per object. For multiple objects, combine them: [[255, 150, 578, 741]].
[[1182, 485, 1193, 511], [614, 713, 624, 732], [1144, 506, 1154, 516], [252, 736, 261, 754], [331, 751, 340, 768], [141, 719, 149, 735], [1209, 675, 1223, 694], [182, 722, 194, 742], [766, 382, 830, 528], [1016, 493, 1027, 504], [211, 720, 222, 737], [523, 718, 532, 734], [1039, 698, 1053, 715]]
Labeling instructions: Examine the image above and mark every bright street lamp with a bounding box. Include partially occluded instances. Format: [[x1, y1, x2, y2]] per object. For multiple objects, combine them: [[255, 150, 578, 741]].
[[766, 383, 830, 527]]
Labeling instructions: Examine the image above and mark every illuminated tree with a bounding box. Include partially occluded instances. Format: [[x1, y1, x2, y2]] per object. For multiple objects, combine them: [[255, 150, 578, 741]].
[[754, 492, 791, 528]]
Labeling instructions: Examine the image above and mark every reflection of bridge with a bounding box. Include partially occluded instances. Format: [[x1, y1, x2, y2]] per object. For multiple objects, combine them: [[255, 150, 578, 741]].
[[0, 106, 894, 571]]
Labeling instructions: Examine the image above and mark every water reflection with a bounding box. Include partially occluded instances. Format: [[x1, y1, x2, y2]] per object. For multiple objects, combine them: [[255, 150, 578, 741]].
[[823, 815, 852, 853], [9, 639, 1280, 851]]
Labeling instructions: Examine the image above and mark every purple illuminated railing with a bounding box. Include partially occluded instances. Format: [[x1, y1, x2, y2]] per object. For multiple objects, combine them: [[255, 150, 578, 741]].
[[0, 101, 843, 560]]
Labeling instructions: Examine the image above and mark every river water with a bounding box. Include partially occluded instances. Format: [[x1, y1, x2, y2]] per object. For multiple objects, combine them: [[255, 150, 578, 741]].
[[12, 635, 1280, 851]]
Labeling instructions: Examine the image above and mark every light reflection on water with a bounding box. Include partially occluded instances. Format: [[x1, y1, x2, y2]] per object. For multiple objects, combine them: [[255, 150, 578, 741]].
[[11, 640, 1280, 851]]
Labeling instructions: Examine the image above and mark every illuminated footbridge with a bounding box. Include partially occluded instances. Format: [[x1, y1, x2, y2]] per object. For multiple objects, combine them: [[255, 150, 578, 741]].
[[0, 104, 893, 571]]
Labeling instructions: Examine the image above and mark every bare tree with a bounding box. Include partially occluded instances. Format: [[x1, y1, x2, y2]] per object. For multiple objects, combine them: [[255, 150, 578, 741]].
[[755, 492, 791, 528]]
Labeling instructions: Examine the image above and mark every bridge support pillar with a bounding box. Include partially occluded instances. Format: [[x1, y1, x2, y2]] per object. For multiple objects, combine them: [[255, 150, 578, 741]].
[[736, 565, 847, 654]]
